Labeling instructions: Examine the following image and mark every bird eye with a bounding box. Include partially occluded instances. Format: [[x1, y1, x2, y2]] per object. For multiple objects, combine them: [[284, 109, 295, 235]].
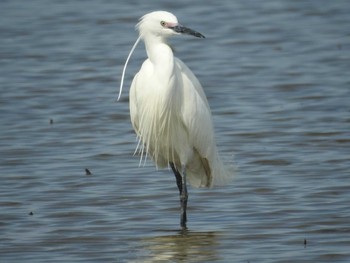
[[160, 21, 167, 27]]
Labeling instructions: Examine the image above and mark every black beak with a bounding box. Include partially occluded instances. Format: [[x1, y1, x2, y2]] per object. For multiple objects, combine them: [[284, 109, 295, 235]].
[[171, 25, 205, 38]]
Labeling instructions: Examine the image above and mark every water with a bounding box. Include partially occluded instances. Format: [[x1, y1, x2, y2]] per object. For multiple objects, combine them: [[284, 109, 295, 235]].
[[1, 0, 349, 262]]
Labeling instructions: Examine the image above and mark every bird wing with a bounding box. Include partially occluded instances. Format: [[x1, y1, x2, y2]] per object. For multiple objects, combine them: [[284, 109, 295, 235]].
[[175, 58, 210, 109], [175, 58, 217, 187], [129, 59, 153, 136], [175, 57, 215, 152]]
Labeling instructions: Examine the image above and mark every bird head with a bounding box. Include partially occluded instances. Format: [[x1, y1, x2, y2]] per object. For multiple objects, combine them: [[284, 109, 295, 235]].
[[136, 11, 205, 40], [118, 11, 205, 101]]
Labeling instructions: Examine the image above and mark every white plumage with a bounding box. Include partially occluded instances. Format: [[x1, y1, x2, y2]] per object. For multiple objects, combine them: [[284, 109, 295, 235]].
[[119, 11, 232, 228]]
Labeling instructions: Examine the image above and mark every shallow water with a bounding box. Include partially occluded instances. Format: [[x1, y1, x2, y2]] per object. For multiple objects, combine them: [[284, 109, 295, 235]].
[[1, 0, 350, 262]]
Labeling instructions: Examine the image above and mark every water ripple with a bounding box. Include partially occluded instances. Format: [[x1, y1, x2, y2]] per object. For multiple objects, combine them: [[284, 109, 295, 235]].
[[1, 0, 350, 262]]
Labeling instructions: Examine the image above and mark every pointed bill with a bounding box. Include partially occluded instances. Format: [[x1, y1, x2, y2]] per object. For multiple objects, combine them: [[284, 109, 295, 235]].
[[170, 24, 205, 38]]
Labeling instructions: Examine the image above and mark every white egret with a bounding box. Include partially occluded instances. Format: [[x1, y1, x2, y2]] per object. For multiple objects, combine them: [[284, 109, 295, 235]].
[[118, 11, 231, 229]]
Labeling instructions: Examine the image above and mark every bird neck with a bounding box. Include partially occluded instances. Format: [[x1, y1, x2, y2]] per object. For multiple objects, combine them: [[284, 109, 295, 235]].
[[143, 36, 174, 72]]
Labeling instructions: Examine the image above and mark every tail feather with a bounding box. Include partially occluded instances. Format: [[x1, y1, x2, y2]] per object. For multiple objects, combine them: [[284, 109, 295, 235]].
[[210, 155, 234, 187], [186, 150, 233, 188]]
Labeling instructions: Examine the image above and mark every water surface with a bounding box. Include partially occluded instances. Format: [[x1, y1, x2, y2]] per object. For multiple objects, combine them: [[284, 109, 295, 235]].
[[1, 0, 350, 262]]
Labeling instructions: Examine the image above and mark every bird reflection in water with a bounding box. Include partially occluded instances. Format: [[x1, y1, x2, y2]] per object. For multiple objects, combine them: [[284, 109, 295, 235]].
[[135, 231, 220, 262]]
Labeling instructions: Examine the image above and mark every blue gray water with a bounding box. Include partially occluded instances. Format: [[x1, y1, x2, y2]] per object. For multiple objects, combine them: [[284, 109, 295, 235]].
[[1, 0, 349, 262]]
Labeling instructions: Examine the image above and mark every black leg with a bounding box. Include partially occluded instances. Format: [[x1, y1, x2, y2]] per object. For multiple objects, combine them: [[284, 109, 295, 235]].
[[170, 162, 182, 194], [180, 169, 188, 229], [170, 162, 188, 229]]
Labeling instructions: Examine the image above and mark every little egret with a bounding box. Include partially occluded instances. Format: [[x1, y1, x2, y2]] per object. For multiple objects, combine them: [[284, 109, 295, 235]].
[[118, 11, 231, 229]]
